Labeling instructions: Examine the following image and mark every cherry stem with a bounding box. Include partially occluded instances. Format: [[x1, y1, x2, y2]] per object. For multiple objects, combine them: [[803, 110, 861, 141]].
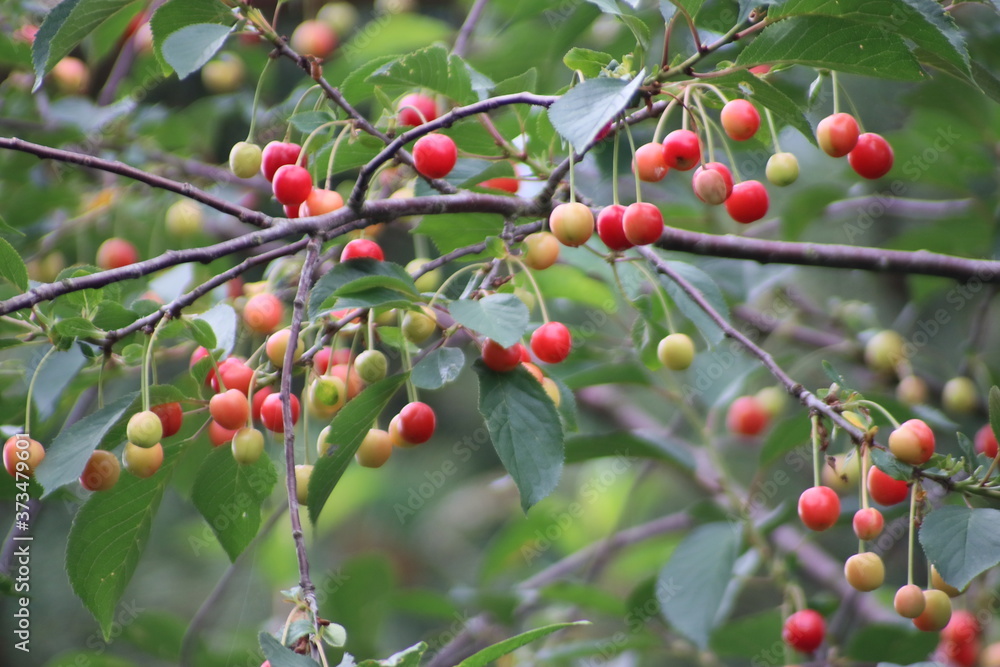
[[366, 312, 375, 352], [428, 262, 485, 309], [621, 116, 641, 204], [402, 342, 418, 403], [682, 87, 691, 131], [908, 481, 919, 586], [141, 318, 165, 412], [568, 146, 577, 204], [611, 124, 621, 207], [652, 97, 679, 144], [832, 71, 841, 115], [701, 112, 741, 181], [324, 125, 351, 190], [24, 345, 57, 435], [397, 104, 429, 126], [633, 262, 675, 333], [297, 120, 344, 169], [764, 107, 782, 154], [246, 57, 274, 143], [810, 414, 822, 487], [860, 444, 871, 510], [511, 256, 550, 323], [854, 399, 901, 429], [284, 85, 324, 143], [692, 91, 715, 165]]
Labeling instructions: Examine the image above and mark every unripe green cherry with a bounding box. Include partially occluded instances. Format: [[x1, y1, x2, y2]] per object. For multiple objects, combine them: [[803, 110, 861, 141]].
[[894, 584, 926, 619], [942, 376, 978, 414], [896, 375, 928, 406], [127, 410, 163, 448], [165, 199, 203, 237], [844, 552, 884, 592], [657, 333, 695, 370], [266, 328, 304, 368], [123, 441, 163, 478], [548, 202, 594, 248], [356, 428, 393, 468], [307, 376, 347, 420], [317, 425, 333, 457], [317, 2, 359, 34], [864, 329, 906, 374], [355, 350, 388, 384], [405, 258, 443, 293], [402, 307, 437, 344], [295, 464, 313, 504], [765, 152, 799, 187], [755, 386, 787, 418], [229, 141, 263, 179], [913, 589, 952, 632], [231, 427, 265, 465]]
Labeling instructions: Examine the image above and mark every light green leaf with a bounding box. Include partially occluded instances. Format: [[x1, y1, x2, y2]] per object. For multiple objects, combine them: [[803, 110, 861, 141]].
[[191, 447, 278, 562], [53, 316, 104, 340], [457, 622, 590, 667], [515, 264, 616, 311], [492, 68, 538, 96], [474, 362, 564, 511], [547, 72, 646, 152], [845, 624, 939, 663], [194, 303, 237, 355], [870, 446, 913, 481], [162, 23, 232, 80], [185, 318, 217, 351], [93, 302, 139, 331], [414, 213, 505, 256], [919, 506, 1000, 590], [563, 48, 615, 78], [411, 347, 465, 390], [259, 633, 321, 667], [309, 259, 419, 320], [0, 237, 28, 291], [368, 45, 474, 104], [149, 0, 233, 73], [32, 0, 134, 90], [449, 293, 529, 348], [289, 110, 337, 134]]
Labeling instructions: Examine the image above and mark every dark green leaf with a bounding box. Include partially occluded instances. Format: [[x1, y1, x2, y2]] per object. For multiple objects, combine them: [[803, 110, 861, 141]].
[[411, 347, 465, 389], [0, 237, 28, 291], [368, 45, 475, 104], [340, 55, 398, 103], [517, 265, 616, 310], [33, 346, 88, 420], [149, 0, 233, 73], [457, 622, 590, 667], [186, 318, 217, 351], [289, 110, 337, 134], [919, 505, 1000, 590], [415, 213, 504, 256], [563, 48, 614, 78], [845, 623, 939, 663], [547, 72, 646, 152], [53, 316, 104, 340], [162, 23, 232, 80], [821, 360, 852, 390], [658, 522, 741, 649], [32, 0, 133, 89], [310, 259, 419, 320], [870, 446, 913, 481], [191, 447, 278, 561], [710, 610, 782, 658], [259, 633, 321, 667], [93, 302, 139, 331], [449, 293, 530, 348], [655, 258, 729, 346], [474, 362, 564, 511], [308, 373, 409, 523], [957, 431, 978, 475]]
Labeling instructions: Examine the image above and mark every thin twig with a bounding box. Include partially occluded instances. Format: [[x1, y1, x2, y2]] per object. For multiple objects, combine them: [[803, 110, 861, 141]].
[[454, 0, 490, 57]]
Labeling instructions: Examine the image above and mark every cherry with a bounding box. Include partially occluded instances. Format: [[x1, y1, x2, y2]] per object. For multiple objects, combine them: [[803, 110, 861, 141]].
[[942, 610, 980, 646], [397, 93, 438, 127], [201, 53, 244, 94], [122, 441, 163, 478], [765, 152, 800, 187], [190, 346, 216, 386], [251, 386, 276, 422], [852, 507, 884, 540], [692, 167, 729, 205], [720, 99, 760, 141], [272, 164, 313, 206], [341, 238, 384, 262], [397, 401, 436, 444], [782, 609, 825, 653], [983, 642, 1000, 667], [290, 20, 337, 59], [356, 428, 393, 468], [260, 393, 301, 433], [844, 552, 884, 592], [816, 113, 859, 157], [306, 375, 347, 419], [231, 427, 265, 465], [479, 177, 519, 193], [313, 348, 352, 375], [301, 188, 344, 216], [229, 141, 263, 179], [797, 486, 840, 531], [211, 357, 254, 395], [413, 134, 457, 179], [888, 418, 935, 465], [726, 396, 769, 436], [80, 449, 120, 491], [482, 339, 524, 372], [622, 202, 663, 246], [261, 141, 305, 182], [266, 328, 304, 368], [661, 129, 701, 171], [657, 333, 695, 371], [632, 142, 668, 182], [3, 436, 45, 478], [932, 565, 965, 598], [531, 322, 572, 364], [329, 362, 363, 398], [388, 414, 409, 448], [897, 375, 929, 406], [867, 465, 909, 506], [942, 376, 977, 414], [209, 389, 251, 430], [243, 293, 284, 334], [848, 132, 893, 179], [937, 638, 980, 667], [351, 349, 385, 384], [549, 202, 594, 247], [96, 237, 139, 270], [542, 377, 561, 406], [406, 258, 444, 292], [208, 420, 237, 446], [864, 329, 905, 373], [151, 402, 183, 438], [51, 56, 90, 95], [317, 425, 333, 457], [402, 307, 437, 344], [127, 410, 164, 448], [284, 204, 300, 219], [975, 424, 998, 458], [913, 589, 953, 632], [755, 387, 787, 418], [596, 205, 633, 251], [165, 200, 203, 237], [522, 231, 560, 270], [295, 464, 313, 504], [725, 180, 769, 224], [894, 584, 926, 618]]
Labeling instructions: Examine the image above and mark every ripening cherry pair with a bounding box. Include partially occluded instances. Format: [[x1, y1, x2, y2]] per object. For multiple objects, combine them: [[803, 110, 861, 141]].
[[816, 112, 894, 179]]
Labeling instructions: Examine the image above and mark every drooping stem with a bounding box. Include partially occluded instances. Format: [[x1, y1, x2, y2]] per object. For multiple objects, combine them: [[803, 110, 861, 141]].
[[908, 482, 919, 586], [246, 57, 274, 143], [621, 115, 641, 203], [24, 345, 57, 434], [810, 414, 822, 487]]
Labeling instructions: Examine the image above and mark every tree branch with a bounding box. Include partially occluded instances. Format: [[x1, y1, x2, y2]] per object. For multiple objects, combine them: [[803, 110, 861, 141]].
[[454, 0, 491, 58]]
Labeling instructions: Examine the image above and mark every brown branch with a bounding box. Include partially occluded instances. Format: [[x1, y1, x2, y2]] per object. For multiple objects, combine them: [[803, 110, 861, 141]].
[[454, 0, 490, 57]]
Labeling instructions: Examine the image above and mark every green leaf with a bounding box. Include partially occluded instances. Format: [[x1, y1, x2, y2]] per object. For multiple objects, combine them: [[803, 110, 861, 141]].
[[310, 259, 419, 319], [492, 68, 538, 96], [162, 23, 232, 80], [191, 447, 278, 562], [547, 72, 646, 152], [357, 642, 428, 667], [185, 318, 217, 351], [32, 346, 89, 420], [870, 446, 913, 481], [289, 110, 337, 134], [457, 621, 590, 667], [32, 0, 134, 90], [415, 213, 505, 256], [655, 259, 729, 346], [307, 373, 409, 523], [474, 362, 564, 511], [919, 505, 1000, 590], [989, 386, 1000, 450], [259, 633, 321, 667], [563, 48, 614, 78], [149, 0, 233, 73], [821, 360, 852, 390], [710, 610, 782, 658], [53, 316, 104, 340], [449, 293, 530, 348], [658, 523, 741, 649], [845, 623, 939, 663], [341, 55, 399, 103], [368, 45, 475, 104], [0, 237, 28, 291], [67, 443, 178, 640], [735, 17, 925, 81], [710, 70, 815, 144], [93, 302, 139, 331], [194, 303, 238, 355], [758, 419, 810, 467], [411, 347, 465, 390], [35, 393, 138, 497]]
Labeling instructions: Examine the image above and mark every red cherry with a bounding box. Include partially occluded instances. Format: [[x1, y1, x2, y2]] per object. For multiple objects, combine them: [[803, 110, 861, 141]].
[[251, 385, 275, 422], [243, 293, 284, 334], [596, 204, 633, 251], [531, 322, 572, 364], [341, 238, 384, 262], [283, 204, 300, 218], [301, 188, 344, 216], [797, 486, 841, 531], [482, 339, 524, 372], [975, 424, 998, 458], [661, 129, 701, 171], [261, 141, 305, 181], [937, 638, 980, 667], [96, 237, 139, 270], [209, 389, 251, 430], [272, 164, 313, 206], [692, 162, 734, 205], [783, 609, 825, 653], [397, 93, 438, 127], [413, 134, 457, 179], [867, 465, 910, 506], [398, 401, 436, 444], [852, 507, 884, 540], [260, 393, 301, 433], [313, 348, 352, 375], [848, 133, 894, 179], [622, 202, 663, 246], [518, 344, 531, 363], [289, 20, 337, 59], [208, 420, 237, 447], [211, 357, 254, 395], [816, 113, 859, 158], [479, 177, 519, 193], [632, 142, 668, 182], [726, 396, 769, 436], [725, 180, 769, 224], [151, 402, 183, 438], [720, 99, 760, 141], [942, 610, 981, 646]]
